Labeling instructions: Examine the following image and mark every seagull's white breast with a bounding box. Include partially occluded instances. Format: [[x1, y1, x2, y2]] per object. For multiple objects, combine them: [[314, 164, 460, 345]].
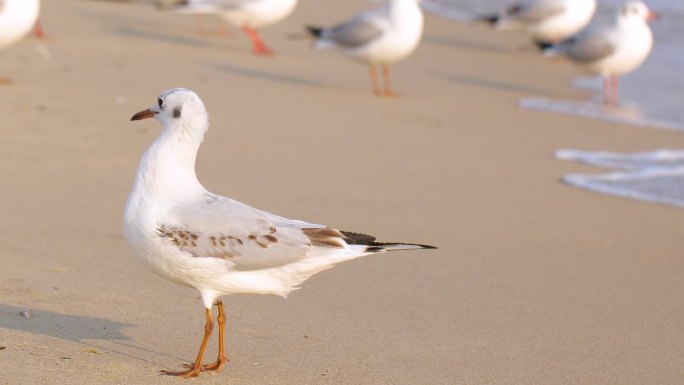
[[350, 1, 424, 64], [588, 20, 653, 76]]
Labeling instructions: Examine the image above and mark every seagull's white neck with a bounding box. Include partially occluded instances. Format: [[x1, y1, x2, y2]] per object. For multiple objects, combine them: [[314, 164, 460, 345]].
[[132, 121, 208, 207], [617, 13, 648, 30]]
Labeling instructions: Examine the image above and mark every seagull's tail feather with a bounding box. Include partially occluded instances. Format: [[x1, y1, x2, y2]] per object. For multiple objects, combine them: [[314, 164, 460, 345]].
[[305, 25, 324, 39], [533, 40, 555, 51], [155, 0, 189, 11], [478, 14, 500, 25], [340, 230, 437, 253]]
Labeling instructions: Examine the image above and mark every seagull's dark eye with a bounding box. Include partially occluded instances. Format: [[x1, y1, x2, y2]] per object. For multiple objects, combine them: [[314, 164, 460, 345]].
[[158, 97, 164, 109]]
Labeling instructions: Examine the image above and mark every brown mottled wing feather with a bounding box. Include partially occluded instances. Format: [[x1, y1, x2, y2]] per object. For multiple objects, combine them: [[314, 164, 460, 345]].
[[160, 193, 324, 271]]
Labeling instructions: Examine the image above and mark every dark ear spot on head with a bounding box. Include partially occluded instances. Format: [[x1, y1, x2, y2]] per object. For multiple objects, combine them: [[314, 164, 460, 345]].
[[173, 106, 182, 119]]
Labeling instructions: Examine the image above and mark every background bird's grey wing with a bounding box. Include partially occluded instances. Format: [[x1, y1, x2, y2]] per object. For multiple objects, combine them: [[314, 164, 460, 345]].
[[562, 29, 616, 62], [507, 0, 566, 22], [160, 193, 328, 271], [327, 16, 384, 48]]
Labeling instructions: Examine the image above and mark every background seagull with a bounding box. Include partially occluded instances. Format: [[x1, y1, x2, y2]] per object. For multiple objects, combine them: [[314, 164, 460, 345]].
[[541, 0, 658, 105], [171, 0, 298, 55], [0, 0, 41, 50], [481, 0, 596, 44], [124, 88, 436, 377], [306, 0, 424, 97]]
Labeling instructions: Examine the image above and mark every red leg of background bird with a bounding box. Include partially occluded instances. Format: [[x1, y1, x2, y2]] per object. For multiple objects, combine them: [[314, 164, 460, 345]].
[[242, 24, 272, 56], [611, 75, 620, 105], [34, 20, 45, 39], [161, 308, 214, 377], [369, 64, 381, 95], [202, 300, 229, 371], [382, 64, 395, 97]]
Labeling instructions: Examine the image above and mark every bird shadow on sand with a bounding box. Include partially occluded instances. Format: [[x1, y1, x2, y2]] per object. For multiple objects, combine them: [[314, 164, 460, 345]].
[[432, 70, 554, 96], [0, 304, 186, 369], [205, 62, 326, 88], [423, 34, 515, 55], [110, 27, 212, 48], [0, 304, 131, 342]]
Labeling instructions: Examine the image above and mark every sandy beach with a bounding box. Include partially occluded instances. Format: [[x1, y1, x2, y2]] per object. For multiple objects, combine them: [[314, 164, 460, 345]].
[[1, 1, 683, 384]]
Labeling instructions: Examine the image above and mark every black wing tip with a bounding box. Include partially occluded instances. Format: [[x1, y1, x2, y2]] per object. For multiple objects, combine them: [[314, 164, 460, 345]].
[[365, 243, 438, 253], [479, 14, 499, 25], [416, 244, 438, 250], [533, 39, 555, 51], [305, 26, 324, 38]]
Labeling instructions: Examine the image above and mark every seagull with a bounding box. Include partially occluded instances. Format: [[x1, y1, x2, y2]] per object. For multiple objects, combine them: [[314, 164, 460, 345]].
[[172, 0, 298, 55], [541, 0, 658, 105], [124, 88, 436, 377], [0, 0, 41, 50], [481, 0, 596, 44], [305, 0, 424, 97]]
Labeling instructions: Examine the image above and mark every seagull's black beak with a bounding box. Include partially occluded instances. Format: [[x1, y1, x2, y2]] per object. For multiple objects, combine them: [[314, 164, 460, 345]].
[[130, 109, 158, 121]]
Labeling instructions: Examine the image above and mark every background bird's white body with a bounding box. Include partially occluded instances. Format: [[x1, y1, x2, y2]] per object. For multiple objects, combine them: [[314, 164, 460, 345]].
[[546, 1, 654, 77], [314, 0, 423, 65], [496, 0, 596, 42], [176, 0, 297, 29], [0, 0, 40, 50]]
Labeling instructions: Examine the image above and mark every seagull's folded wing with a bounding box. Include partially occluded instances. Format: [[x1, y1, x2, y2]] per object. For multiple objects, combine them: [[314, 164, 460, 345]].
[[563, 28, 616, 63], [507, 0, 566, 22], [327, 17, 384, 48], [158, 193, 335, 271]]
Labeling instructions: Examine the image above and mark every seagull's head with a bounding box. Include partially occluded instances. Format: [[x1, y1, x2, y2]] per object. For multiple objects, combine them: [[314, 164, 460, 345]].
[[620, 1, 659, 22], [131, 88, 209, 141]]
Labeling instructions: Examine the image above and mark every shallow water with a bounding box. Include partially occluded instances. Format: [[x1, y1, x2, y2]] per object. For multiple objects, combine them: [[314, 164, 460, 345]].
[[556, 150, 684, 208], [426, 0, 684, 130]]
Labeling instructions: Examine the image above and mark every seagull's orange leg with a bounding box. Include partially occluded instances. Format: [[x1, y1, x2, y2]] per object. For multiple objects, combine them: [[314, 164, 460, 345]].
[[34, 20, 45, 39], [161, 307, 214, 378], [370, 64, 381, 95], [242, 24, 272, 56], [202, 300, 229, 371], [381, 64, 395, 97]]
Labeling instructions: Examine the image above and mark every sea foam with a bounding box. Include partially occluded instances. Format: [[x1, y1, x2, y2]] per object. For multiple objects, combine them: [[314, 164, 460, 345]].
[[556, 149, 684, 208]]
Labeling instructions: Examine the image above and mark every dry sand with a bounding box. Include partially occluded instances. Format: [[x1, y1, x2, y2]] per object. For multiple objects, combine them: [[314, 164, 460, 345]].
[[1, 1, 683, 384]]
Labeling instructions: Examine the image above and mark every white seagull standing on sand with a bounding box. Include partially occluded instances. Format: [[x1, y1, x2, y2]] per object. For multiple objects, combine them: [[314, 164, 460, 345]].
[[124, 88, 436, 378], [306, 0, 424, 97], [542, 0, 658, 105], [482, 0, 596, 44], [0, 0, 40, 51], [172, 0, 298, 55]]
